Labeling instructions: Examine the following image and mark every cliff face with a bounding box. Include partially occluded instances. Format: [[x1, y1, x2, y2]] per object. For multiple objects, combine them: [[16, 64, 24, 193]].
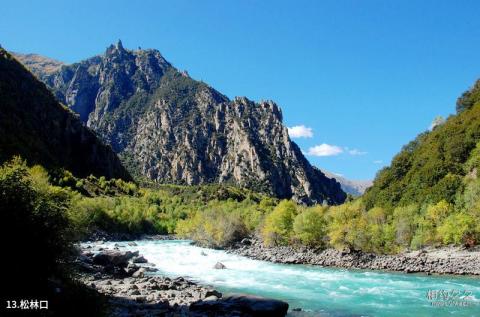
[[0, 48, 130, 180], [19, 41, 345, 204]]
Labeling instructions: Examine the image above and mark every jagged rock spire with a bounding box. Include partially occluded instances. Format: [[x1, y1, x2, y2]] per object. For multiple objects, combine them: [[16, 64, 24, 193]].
[[116, 39, 124, 50], [106, 39, 126, 55]]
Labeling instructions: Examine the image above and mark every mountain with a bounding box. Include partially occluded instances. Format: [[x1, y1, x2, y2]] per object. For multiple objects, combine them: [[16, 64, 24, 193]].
[[321, 170, 372, 196], [0, 48, 130, 180], [12, 52, 64, 78], [14, 41, 345, 205], [363, 79, 480, 209]]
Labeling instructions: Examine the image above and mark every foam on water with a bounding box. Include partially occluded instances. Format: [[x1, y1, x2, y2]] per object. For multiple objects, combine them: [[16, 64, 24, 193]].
[[84, 240, 480, 317]]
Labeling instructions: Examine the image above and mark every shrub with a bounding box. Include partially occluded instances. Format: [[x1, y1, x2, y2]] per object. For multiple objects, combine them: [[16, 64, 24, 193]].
[[261, 200, 298, 246], [365, 207, 390, 252], [176, 208, 248, 248], [0, 157, 73, 296], [392, 204, 418, 248], [437, 212, 479, 245], [411, 200, 453, 248], [293, 206, 328, 247], [327, 200, 365, 251]]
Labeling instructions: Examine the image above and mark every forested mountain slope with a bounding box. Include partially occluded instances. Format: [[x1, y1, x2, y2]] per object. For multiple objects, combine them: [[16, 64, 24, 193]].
[[0, 48, 130, 180], [363, 80, 480, 210]]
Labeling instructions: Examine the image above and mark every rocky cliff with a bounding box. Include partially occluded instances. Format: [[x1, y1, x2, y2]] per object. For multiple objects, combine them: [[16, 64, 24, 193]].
[[0, 48, 130, 180], [16, 41, 345, 204]]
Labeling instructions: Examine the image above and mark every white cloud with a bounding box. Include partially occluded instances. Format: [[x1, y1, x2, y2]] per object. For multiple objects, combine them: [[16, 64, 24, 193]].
[[307, 144, 344, 157], [429, 115, 446, 130], [306, 144, 367, 157], [288, 125, 313, 138], [347, 148, 367, 156], [373, 160, 383, 164]]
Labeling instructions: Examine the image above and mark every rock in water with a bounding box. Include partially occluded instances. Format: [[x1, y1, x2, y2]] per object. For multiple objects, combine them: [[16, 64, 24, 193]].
[[132, 255, 148, 263], [190, 293, 289, 317], [213, 262, 226, 269], [15, 43, 346, 205], [223, 294, 289, 316], [132, 268, 145, 278], [92, 250, 137, 267]]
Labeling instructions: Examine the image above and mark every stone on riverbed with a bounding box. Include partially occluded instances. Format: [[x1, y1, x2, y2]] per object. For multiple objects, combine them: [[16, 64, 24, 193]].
[[92, 250, 138, 267], [132, 268, 145, 278], [205, 290, 222, 298], [133, 255, 148, 263], [213, 262, 226, 269], [190, 293, 289, 317]]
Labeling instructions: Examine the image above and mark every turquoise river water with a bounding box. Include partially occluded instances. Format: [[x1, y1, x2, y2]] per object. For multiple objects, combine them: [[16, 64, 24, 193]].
[[89, 240, 480, 317]]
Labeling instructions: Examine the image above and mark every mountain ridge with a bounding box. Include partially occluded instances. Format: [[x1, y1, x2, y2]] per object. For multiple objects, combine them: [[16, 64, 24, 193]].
[[0, 48, 131, 180], [13, 42, 346, 205]]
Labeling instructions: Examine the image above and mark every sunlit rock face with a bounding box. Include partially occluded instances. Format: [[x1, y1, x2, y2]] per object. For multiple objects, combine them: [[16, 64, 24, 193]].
[[21, 41, 345, 205]]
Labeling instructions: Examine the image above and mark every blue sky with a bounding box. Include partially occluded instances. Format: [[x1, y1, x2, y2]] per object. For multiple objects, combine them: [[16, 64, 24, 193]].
[[2, 0, 480, 180]]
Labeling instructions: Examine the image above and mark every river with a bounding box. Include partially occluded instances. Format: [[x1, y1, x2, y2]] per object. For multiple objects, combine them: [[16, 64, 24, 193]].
[[86, 239, 480, 317]]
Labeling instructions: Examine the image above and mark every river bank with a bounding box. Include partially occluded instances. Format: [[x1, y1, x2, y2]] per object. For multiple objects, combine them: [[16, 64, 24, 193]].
[[228, 238, 480, 275], [76, 241, 289, 316], [77, 239, 480, 316]]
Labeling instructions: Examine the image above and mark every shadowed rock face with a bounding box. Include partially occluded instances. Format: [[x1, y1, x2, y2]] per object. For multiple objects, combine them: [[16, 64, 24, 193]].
[[19, 41, 345, 204], [0, 48, 131, 180]]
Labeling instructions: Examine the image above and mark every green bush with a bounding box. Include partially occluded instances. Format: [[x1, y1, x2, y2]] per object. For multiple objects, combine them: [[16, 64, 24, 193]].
[[327, 200, 365, 250], [0, 157, 73, 296], [293, 206, 328, 247], [176, 207, 248, 248], [261, 200, 298, 246], [437, 212, 479, 245], [392, 204, 418, 248]]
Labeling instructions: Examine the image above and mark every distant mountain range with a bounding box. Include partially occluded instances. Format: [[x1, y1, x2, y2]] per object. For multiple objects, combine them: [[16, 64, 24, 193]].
[[0, 48, 130, 180], [12, 41, 346, 205], [321, 170, 372, 196]]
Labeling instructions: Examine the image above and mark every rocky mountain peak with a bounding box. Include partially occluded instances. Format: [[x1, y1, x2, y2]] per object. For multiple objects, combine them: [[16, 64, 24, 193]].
[[106, 39, 127, 56], [116, 39, 124, 50], [14, 44, 346, 205]]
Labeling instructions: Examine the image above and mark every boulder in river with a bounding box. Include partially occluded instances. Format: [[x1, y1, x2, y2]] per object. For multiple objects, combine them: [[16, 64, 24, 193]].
[[133, 255, 148, 263], [213, 262, 227, 269], [92, 250, 138, 267], [190, 293, 289, 317], [132, 268, 145, 278]]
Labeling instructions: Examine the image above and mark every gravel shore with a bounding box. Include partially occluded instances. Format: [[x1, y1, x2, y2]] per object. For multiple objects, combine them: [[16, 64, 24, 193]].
[[229, 238, 480, 275], [77, 242, 289, 316]]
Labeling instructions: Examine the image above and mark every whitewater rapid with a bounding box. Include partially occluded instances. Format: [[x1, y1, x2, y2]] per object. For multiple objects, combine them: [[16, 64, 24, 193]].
[[83, 239, 480, 317]]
